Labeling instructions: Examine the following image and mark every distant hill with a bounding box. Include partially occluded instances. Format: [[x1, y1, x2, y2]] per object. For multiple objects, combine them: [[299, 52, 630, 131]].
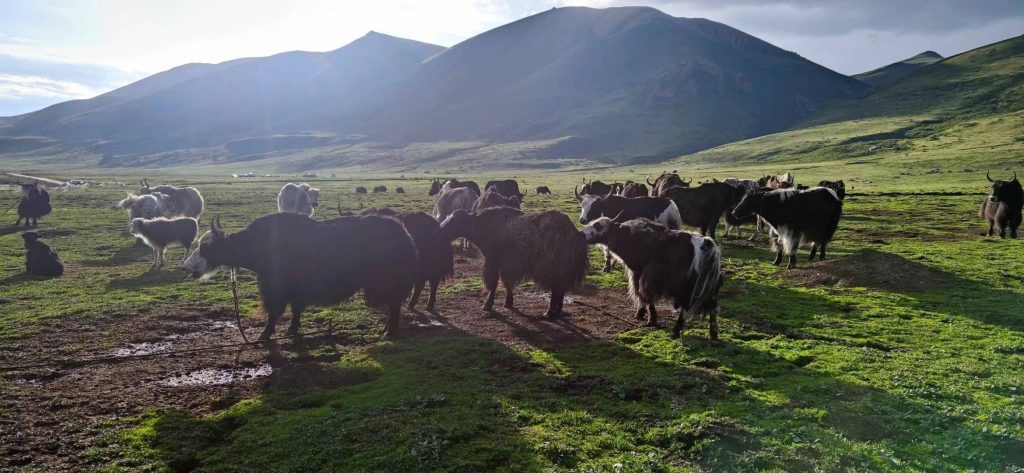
[[0, 6, 869, 168], [854, 51, 943, 88]]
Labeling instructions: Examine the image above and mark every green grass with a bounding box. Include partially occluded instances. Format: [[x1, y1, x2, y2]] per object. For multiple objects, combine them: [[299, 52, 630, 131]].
[[1, 171, 1023, 472]]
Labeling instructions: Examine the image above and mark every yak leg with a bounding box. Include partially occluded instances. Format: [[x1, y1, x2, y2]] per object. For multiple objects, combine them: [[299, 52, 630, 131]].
[[425, 278, 439, 311], [672, 308, 686, 338], [646, 304, 658, 327], [987, 220, 995, 237], [545, 288, 565, 318], [808, 243, 818, 261], [1012, 225, 1020, 239], [502, 275, 517, 309], [408, 279, 426, 309], [709, 308, 720, 340], [286, 303, 305, 336], [260, 299, 287, 341], [818, 242, 828, 261], [772, 250, 784, 266], [384, 303, 402, 339], [482, 260, 499, 311], [1000, 223, 1007, 239], [15, 215, 22, 226], [603, 247, 614, 272], [635, 306, 647, 320], [706, 220, 718, 240]]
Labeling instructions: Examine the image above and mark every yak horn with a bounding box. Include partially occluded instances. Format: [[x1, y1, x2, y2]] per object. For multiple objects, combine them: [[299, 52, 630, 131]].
[[574, 185, 581, 201], [611, 211, 628, 223], [646, 175, 654, 186], [987, 171, 994, 182], [1014, 171, 1018, 182]]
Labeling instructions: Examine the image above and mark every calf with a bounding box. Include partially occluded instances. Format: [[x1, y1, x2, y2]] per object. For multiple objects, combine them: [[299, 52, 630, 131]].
[[535, 186, 552, 195], [582, 217, 723, 339], [661, 183, 747, 239], [130, 217, 199, 269], [732, 187, 843, 268], [472, 188, 521, 211], [23, 231, 64, 277], [575, 186, 682, 271], [722, 178, 762, 239], [980, 171, 1023, 238], [184, 213, 418, 339], [440, 207, 588, 317]]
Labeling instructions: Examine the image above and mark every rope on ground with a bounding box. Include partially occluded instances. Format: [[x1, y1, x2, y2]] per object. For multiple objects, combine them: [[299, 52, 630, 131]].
[[0, 327, 333, 374], [572, 298, 641, 328]]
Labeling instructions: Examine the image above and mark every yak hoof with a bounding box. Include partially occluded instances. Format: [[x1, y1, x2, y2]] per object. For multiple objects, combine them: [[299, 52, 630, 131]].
[[482, 302, 494, 312], [258, 331, 274, 341], [671, 329, 681, 339], [544, 309, 561, 318], [503, 301, 514, 309], [644, 319, 658, 327]]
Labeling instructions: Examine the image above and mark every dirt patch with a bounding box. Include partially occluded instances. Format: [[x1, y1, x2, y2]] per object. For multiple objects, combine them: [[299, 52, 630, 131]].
[[784, 249, 951, 292]]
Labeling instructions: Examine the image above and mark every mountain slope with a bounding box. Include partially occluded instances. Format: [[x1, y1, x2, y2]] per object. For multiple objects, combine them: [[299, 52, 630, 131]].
[[367, 6, 868, 161], [854, 51, 943, 88]]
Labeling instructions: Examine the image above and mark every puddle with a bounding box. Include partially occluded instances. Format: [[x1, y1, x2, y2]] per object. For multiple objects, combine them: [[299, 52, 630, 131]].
[[110, 341, 174, 357], [159, 364, 272, 387], [108, 320, 242, 357], [409, 319, 445, 328]]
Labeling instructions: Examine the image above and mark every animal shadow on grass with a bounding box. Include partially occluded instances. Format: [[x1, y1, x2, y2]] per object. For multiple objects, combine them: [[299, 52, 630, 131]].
[[82, 243, 152, 268], [106, 268, 190, 290], [0, 272, 57, 286]]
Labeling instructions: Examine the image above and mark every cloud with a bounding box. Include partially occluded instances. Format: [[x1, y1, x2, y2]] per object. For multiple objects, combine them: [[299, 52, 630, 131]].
[[0, 74, 99, 99]]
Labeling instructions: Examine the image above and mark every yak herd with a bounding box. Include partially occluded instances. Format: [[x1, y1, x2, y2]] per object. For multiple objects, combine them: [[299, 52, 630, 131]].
[[9, 170, 1024, 341]]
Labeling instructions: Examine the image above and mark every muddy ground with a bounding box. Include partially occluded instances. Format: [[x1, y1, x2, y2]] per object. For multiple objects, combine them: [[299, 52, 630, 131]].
[[0, 254, 641, 471]]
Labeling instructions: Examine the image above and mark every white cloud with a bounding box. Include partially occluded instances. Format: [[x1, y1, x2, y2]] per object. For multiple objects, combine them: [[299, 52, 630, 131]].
[[0, 74, 100, 99]]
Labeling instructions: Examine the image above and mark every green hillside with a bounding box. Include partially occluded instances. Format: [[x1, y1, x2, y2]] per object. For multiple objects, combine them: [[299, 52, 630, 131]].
[[660, 34, 1024, 192], [853, 51, 942, 88]]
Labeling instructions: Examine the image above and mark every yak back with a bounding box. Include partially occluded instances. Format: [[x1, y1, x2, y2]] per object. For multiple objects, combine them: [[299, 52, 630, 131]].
[[503, 211, 588, 291]]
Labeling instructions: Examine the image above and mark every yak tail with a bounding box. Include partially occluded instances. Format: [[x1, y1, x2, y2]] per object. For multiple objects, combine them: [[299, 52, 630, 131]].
[[688, 236, 722, 317]]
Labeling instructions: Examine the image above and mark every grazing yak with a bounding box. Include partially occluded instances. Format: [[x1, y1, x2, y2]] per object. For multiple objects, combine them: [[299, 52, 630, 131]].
[[819, 180, 847, 200], [373, 185, 387, 193], [575, 186, 682, 271], [277, 183, 321, 216], [138, 179, 204, 220], [472, 188, 521, 212], [582, 217, 723, 339], [22, 231, 63, 277], [130, 217, 199, 270], [535, 186, 552, 195], [184, 213, 418, 339], [429, 178, 481, 196], [619, 181, 649, 198], [647, 172, 690, 197], [733, 187, 843, 268], [440, 207, 588, 317], [16, 183, 52, 227], [484, 179, 524, 200], [980, 171, 1023, 239], [355, 186, 368, 194], [722, 179, 762, 239], [396, 187, 406, 194], [345, 208, 454, 311], [661, 183, 747, 239], [580, 178, 614, 196]]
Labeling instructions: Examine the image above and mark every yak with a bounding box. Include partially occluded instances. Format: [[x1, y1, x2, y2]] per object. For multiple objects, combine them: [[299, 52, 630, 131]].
[[536, 186, 552, 195], [138, 179, 204, 221], [661, 183, 747, 239], [184, 213, 418, 339], [440, 207, 588, 318], [472, 188, 522, 212], [429, 178, 481, 196], [277, 183, 321, 217], [130, 217, 199, 270], [576, 187, 682, 271], [580, 179, 614, 196], [582, 217, 723, 339], [619, 181, 649, 198], [23, 231, 64, 277], [16, 183, 52, 227], [733, 187, 843, 268], [484, 179, 524, 200], [647, 172, 690, 197], [980, 171, 1023, 239]]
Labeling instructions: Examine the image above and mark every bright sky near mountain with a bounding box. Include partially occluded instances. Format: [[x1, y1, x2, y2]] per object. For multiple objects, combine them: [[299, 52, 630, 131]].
[[1, 0, 1021, 116]]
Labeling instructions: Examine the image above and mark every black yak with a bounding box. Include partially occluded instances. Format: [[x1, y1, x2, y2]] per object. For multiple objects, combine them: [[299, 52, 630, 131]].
[[355, 186, 368, 194], [575, 187, 682, 271], [183, 213, 418, 339], [579, 178, 613, 196], [23, 231, 63, 277], [733, 187, 843, 268], [980, 171, 1023, 238], [535, 186, 552, 195], [373, 185, 387, 193], [130, 217, 199, 270], [647, 172, 690, 197], [16, 183, 52, 227], [619, 181, 649, 198], [440, 207, 588, 317], [661, 183, 747, 239], [484, 179, 524, 200], [582, 217, 723, 339]]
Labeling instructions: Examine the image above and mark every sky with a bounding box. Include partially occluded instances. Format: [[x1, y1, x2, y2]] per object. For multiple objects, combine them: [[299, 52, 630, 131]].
[[0, 0, 1021, 116]]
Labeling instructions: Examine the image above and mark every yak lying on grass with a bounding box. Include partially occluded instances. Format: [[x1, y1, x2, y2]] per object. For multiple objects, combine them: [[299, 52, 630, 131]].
[[582, 217, 723, 339], [732, 187, 843, 268], [184, 213, 417, 339], [129, 217, 198, 270], [440, 207, 588, 317], [980, 171, 1022, 239], [23, 231, 63, 277]]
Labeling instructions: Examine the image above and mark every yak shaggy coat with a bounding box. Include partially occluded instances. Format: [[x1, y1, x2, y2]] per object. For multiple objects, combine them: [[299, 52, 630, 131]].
[[733, 187, 843, 268], [440, 207, 588, 317], [23, 231, 64, 277], [583, 217, 723, 338], [184, 213, 417, 339], [980, 172, 1023, 239]]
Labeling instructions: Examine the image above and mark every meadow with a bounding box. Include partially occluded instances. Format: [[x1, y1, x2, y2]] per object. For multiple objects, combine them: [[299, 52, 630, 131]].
[[1, 167, 1023, 472]]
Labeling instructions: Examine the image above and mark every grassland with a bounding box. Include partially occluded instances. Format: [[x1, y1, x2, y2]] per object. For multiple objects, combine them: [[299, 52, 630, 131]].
[[1, 169, 1023, 472]]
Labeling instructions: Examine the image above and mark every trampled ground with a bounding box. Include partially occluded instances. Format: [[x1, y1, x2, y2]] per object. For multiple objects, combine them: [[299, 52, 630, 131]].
[[1, 176, 1023, 472]]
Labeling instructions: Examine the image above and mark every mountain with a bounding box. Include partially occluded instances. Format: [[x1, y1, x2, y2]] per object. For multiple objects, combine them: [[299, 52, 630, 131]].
[[0, 6, 868, 168], [854, 51, 943, 88]]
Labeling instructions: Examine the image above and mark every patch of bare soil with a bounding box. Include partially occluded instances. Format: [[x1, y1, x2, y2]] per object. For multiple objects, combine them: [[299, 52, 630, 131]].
[[0, 252, 648, 471], [784, 249, 952, 292]]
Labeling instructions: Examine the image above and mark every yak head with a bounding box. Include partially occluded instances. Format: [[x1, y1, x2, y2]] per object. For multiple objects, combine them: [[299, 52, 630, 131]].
[[581, 216, 616, 244], [732, 191, 767, 219], [183, 216, 229, 281], [439, 209, 474, 241], [21, 231, 41, 246], [138, 178, 153, 195], [428, 179, 443, 196], [575, 186, 615, 224], [987, 171, 1023, 206]]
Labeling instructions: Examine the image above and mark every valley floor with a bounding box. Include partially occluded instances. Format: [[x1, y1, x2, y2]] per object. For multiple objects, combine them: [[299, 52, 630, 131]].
[[0, 177, 1022, 471]]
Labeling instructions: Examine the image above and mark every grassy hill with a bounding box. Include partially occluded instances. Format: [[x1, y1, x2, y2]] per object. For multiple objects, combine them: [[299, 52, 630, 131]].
[[658, 34, 1024, 193], [854, 51, 943, 88]]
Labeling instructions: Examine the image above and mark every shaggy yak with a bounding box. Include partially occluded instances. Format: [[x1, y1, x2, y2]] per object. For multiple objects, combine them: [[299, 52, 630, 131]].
[[429, 178, 481, 196], [16, 183, 52, 227], [472, 188, 522, 212], [277, 182, 321, 216], [138, 179, 205, 220], [130, 217, 199, 270], [980, 171, 1023, 238], [582, 217, 723, 339], [22, 231, 64, 277], [732, 187, 843, 268], [535, 186, 552, 195], [439, 207, 588, 317], [647, 172, 690, 196], [340, 207, 454, 311], [184, 213, 418, 339], [355, 186, 368, 194]]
